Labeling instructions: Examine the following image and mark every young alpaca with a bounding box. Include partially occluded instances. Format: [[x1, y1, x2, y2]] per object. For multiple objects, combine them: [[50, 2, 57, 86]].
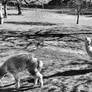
[[0, 54, 43, 88], [85, 36, 92, 58]]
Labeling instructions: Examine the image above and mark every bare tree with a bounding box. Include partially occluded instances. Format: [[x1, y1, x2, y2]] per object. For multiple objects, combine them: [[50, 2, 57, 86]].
[[1, 0, 32, 18], [74, 0, 83, 24]]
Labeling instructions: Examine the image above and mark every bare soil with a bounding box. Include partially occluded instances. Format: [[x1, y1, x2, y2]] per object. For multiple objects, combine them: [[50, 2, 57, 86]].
[[0, 8, 92, 92]]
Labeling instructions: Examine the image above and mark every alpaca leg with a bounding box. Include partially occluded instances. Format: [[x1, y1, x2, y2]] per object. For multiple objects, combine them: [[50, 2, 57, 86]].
[[34, 77, 38, 85], [13, 74, 20, 89], [0, 79, 3, 87], [0, 74, 7, 87], [35, 71, 43, 88]]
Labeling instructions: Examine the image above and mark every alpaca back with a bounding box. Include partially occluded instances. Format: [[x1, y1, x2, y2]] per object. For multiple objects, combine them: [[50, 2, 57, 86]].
[[6, 54, 28, 74], [0, 54, 31, 75]]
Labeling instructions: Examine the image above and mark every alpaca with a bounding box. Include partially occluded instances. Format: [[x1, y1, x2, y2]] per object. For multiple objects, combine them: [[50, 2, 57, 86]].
[[0, 54, 43, 88], [85, 36, 92, 58]]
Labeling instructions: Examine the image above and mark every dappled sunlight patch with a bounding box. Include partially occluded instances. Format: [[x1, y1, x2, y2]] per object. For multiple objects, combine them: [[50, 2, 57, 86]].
[[44, 46, 85, 55]]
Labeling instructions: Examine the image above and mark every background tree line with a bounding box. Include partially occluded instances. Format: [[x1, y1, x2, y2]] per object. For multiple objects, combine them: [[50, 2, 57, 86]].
[[7, 0, 92, 9], [6, 0, 92, 24]]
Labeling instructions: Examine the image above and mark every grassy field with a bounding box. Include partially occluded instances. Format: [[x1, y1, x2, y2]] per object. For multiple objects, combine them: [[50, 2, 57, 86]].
[[0, 7, 92, 92]]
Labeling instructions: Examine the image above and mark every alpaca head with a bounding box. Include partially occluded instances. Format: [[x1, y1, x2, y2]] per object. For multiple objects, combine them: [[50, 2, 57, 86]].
[[85, 36, 92, 45]]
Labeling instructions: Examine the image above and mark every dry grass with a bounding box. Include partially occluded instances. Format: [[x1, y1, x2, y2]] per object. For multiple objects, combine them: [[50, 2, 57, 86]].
[[0, 8, 92, 92]]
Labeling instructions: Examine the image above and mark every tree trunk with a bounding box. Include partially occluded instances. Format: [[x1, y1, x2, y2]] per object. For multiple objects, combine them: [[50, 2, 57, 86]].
[[16, 0, 22, 15], [76, 5, 81, 24], [4, 3, 7, 18], [42, 3, 44, 9], [2, 0, 8, 18], [89, 0, 91, 7]]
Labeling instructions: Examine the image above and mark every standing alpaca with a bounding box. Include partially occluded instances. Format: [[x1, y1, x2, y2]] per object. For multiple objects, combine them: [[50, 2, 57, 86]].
[[85, 36, 92, 58], [0, 54, 43, 88]]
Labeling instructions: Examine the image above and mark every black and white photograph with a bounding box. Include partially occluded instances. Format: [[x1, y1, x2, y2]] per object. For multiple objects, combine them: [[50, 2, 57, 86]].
[[0, 0, 92, 92]]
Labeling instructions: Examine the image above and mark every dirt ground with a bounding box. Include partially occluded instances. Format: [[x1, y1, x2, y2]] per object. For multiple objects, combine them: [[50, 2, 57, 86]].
[[0, 8, 92, 92]]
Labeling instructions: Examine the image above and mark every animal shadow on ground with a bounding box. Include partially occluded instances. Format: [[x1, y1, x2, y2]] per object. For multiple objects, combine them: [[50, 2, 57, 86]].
[[0, 78, 38, 92], [5, 21, 56, 26], [43, 59, 92, 79]]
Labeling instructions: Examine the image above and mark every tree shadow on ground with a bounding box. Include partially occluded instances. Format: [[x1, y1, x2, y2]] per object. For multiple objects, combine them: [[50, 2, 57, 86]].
[[86, 15, 92, 17], [53, 9, 92, 16], [69, 59, 92, 65], [0, 85, 38, 92], [8, 14, 19, 16], [1, 24, 92, 42], [43, 59, 92, 79], [5, 21, 56, 26], [43, 68, 92, 79]]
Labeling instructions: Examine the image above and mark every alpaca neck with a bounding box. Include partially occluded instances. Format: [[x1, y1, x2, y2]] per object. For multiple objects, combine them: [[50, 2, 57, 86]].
[[85, 42, 92, 57]]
